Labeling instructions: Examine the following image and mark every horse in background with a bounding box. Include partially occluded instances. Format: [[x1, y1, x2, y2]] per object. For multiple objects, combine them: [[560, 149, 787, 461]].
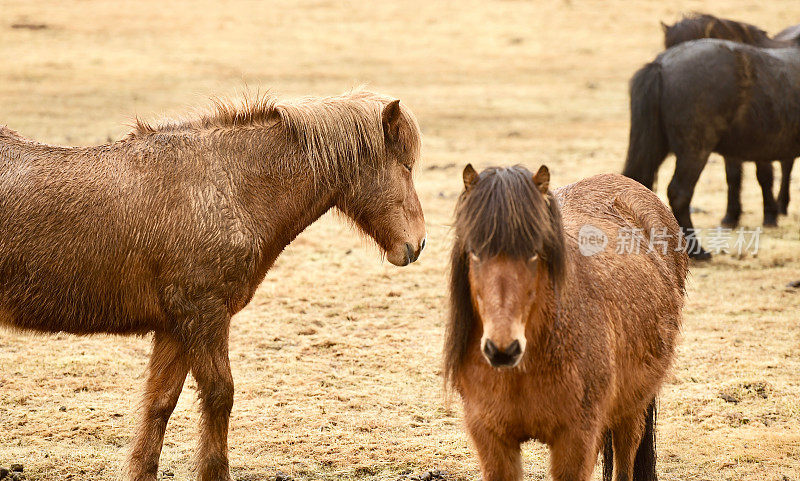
[[623, 34, 800, 258], [661, 13, 798, 228], [445, 165, 687, 481], [0, 90, 426, 481], [662, 13, 799, 49]]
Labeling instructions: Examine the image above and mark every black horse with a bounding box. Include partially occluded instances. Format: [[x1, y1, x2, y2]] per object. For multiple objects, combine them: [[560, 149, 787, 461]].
[[661, 14, 799, 229], [623, 39, 800, 259]]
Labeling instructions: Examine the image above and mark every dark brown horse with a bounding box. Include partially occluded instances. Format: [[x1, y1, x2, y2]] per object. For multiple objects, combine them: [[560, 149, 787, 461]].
[[0, 90, 426, 481], [623, 37, 800, 258], [445, 165, 687, 481], [662, 13, 798, 228]]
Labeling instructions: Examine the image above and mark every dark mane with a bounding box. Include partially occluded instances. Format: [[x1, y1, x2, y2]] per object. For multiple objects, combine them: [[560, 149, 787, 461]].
[[665, 13, 773, 48], [444, 166, 566, 388]]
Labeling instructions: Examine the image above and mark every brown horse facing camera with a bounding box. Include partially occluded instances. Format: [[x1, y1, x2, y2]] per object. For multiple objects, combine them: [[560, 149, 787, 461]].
[[0, 90, 426, 481], [445, 165, 687, 481]]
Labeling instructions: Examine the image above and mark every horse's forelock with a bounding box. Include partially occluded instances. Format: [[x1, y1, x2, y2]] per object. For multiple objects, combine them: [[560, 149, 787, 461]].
[[454, 166, 565, 273]]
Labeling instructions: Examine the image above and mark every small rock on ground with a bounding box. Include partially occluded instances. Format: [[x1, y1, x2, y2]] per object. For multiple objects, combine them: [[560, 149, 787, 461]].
[[0, 465, 26, 481], [399, 469, 451, 481]]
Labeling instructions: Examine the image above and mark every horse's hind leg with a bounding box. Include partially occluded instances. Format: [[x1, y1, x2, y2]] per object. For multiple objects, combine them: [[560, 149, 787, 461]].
[[777, 158, 794, 215], [755, 161, 778, 227], [721, 157, 743, 228], [610, 414, 646, 481], [190, 310, 235, 481], [668, 149, 711, 260], [466, 417, 522, 481], [126, 332, 189, 481]]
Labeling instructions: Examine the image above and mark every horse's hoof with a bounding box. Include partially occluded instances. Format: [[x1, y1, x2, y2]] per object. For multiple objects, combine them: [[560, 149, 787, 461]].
[[720, 218, 739, 229], [788, 280, 800, 289], [778, 207, 788, 216], [763, 219, 778, 228], [689, 249, 712, 261]]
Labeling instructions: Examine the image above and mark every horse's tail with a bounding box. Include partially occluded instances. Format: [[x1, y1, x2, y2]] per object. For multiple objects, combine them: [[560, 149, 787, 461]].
[[601, 399, 658, 481], [622, 61, 669, 190], [602, 430, 614, 481], [633, 399, 658, 481]]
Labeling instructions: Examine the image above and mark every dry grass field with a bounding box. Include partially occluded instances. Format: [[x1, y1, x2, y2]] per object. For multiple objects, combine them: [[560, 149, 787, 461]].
[[1, 0, 799, 480]]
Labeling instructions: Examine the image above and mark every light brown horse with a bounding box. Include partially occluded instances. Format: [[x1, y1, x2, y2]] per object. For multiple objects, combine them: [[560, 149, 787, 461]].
[[0, 90, 426, 481], [445, 165, 687, 481]]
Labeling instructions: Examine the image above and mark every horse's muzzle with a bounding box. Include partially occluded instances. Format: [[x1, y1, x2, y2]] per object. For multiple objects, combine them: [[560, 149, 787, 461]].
[[483, 339, 523, 368]]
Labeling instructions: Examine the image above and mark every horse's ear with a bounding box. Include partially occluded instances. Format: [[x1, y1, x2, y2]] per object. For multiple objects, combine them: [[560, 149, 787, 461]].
[[660, 20, 669, 33], [463, 164, 478, 190], [382, 100, 402, 145], [533, 165, 550, 194]]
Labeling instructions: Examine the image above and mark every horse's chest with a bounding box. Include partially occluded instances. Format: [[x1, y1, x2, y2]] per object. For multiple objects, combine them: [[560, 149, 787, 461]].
[[461, 373, 573, 444]]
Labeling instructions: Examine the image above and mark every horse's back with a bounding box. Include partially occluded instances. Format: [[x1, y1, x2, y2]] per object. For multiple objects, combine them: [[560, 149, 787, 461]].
[[556, 173, 678, 234], [659, 39, 800, 87], [555, 173, 688, 291], [655, 39, 800, 158], [0, 134, 212, 335], [0, 138, 161, 334]]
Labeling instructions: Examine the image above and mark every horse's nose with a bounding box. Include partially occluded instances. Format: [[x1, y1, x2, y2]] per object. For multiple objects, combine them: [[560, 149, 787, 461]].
[[405, 238, 425, 264], [483, 339, 523, 368]]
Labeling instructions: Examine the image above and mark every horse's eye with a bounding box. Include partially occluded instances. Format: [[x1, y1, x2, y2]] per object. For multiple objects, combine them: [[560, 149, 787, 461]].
[[402, 163, 412, 173], [529, 254, 539, 264], [469, 251, 480, 263]]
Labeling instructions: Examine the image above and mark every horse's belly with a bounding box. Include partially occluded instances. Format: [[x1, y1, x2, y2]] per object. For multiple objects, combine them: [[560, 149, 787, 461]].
[[716, 98, 800, 160], [716, 131, 800, 160], [0, 265, 164, 335]]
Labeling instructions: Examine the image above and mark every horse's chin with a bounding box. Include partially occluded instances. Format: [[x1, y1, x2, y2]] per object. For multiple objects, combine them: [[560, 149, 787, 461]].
[[386, 249, 410, 266], [385, 238, 425, 266]]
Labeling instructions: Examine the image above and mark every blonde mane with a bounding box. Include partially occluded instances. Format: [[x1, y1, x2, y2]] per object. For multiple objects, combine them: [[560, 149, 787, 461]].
[[132, 89, 415, 185]]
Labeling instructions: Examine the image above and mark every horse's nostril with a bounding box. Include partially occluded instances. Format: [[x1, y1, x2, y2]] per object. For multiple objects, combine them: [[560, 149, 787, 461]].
[[483, 339, 498, 358], [505, 340, 522, 358], [420, 237, 426, 252], [405, 243, 415, 264]]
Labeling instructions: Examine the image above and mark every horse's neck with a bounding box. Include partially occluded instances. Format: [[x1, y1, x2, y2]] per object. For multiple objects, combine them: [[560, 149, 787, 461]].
[[228, 133, 338, 273]]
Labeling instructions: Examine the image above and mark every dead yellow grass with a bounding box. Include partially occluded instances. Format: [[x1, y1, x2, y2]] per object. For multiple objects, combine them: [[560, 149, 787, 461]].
[[0, 0, 798, 480]]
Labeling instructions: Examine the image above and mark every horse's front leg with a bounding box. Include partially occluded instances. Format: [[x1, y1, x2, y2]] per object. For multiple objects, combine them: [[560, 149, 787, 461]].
[[668, 149, 711, 259], [126, 331, 190, 481], [465, 416, 522, 481], [549, 426, 603, 481], [189, 307, 235, 481]]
